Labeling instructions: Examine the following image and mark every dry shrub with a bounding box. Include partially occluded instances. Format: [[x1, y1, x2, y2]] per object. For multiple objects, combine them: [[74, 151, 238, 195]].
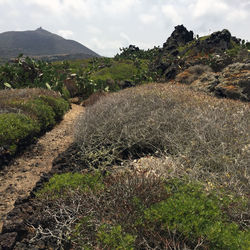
[[75, 83, 250, 196], [0, 88, 60, 103], [29, 171, 182, 249], [64, 78, 79, 97], [81, 90, 109, 107], [176, 64, 212, 84], [0, 88, 62, 115]]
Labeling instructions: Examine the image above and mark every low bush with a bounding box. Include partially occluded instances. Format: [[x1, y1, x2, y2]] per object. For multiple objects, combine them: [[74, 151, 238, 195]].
[[74, 83, 249, 196], [0, 88, 69, 163], [97, 224, 136, 250], [175, 64, 212, 84], [0, 113, 39, 154], [37, 95, 70, 121], [0, 88, 60, 101], [21, 98, 56, 130], [37, 172, 104, 198], [30, 171, 250, 249], [144, 179, 249, 249]]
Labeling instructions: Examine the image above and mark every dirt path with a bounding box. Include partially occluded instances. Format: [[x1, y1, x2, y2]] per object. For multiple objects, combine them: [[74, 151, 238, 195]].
[[0, 104, 83, 233]]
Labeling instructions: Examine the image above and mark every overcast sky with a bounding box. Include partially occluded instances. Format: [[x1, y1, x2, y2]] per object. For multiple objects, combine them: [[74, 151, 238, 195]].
[[0, 0, 250, 57]]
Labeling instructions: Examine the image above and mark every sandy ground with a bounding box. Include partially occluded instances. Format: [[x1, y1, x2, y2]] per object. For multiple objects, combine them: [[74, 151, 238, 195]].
[[0, 104, 83, 233]]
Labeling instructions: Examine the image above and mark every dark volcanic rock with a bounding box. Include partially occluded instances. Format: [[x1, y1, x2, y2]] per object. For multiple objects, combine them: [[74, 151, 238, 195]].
[[164, 24, 194, 48], [154, 25, 194, 80], [153, 25, 249, 83], [198, 29, 232, 53]]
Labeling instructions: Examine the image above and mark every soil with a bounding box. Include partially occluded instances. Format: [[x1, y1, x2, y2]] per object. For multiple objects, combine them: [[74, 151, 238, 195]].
[[0, 104, 84, 234]]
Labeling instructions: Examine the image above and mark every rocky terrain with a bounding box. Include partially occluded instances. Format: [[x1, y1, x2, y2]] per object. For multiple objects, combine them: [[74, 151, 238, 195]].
[[153, 25, 250, 101]]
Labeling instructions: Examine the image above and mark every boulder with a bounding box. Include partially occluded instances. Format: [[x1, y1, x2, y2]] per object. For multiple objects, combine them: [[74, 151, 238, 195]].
[[215, 63, 250, 101], [202, 29, 232, 52], [186, 63, 250, 101], [164, 24, 194, 48], [191, 72, 220, 93]]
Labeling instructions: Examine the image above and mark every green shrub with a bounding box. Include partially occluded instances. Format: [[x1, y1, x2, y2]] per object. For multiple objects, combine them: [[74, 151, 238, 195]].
[[0, 113, 39, 154], [97, 224, 135, 250], [61, 86, 71, 100], [5, 98, 56, 130], [0, 88, 69, 166], [22, 98, 56, 130], [37, 172, 104, 198], [37, 95, 70, 121], [91, 61, 137, 82], [144, 180, 250, 249], [0, 56, 69, 95]]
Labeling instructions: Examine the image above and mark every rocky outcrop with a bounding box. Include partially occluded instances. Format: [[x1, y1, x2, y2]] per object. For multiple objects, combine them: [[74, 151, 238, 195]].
[[153, 25, 248, 82], [193, 29, 235, 54], [214, 63, 250, 101], [176, 63, 250, 101], [154, 25, 194, 80], [163, 24, 194, 56]]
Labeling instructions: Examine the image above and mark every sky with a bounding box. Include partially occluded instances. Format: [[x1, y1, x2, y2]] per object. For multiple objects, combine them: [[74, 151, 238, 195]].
[[0, 0, 250, 57]]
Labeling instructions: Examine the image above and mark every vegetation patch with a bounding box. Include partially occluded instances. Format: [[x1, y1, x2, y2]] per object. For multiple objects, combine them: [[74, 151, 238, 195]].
[[0, 88, 69, 166], [91, 61, 137, 82], [0, 113, 39, 155], [29, 171, 249, 249], [74, 83, 249, 196], [36, 172, 104, 198], [144, 179, 249, 249]]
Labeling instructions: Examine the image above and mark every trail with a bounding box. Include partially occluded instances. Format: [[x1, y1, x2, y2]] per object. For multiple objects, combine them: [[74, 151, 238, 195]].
[[0, 104, 83, 233]]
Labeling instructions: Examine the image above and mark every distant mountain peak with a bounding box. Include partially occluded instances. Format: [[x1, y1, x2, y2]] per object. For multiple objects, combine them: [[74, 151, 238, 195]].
[[0, 28, 100, 61], [35, 27, 49, 33]]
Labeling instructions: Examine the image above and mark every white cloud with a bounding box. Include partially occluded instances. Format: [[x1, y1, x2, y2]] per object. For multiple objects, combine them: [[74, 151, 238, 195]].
[[58, 29, 73, 39], [102, 0, 141, 14], [26, 0, 62, 13], [226, 9, 248, 22], [25, 0, 96, 19], [120, 32, 131, 43], [139, 14, 156, 24], [0, 0, 10, 4], [87, 37, 124, 56], [193, 0, 228, 18], [161, 4, 182, 24], [87, 25, 102, 35]]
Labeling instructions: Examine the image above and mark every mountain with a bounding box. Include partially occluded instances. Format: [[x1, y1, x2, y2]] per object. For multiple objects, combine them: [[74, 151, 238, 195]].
[[0, 27, 100, 61]]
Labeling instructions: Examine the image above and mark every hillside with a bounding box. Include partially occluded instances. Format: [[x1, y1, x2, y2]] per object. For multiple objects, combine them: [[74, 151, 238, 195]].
[[0, 25, 249, 249], [0, 27, 100, 61]]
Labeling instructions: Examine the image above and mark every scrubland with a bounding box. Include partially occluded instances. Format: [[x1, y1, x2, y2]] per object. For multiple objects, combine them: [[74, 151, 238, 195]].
[[29, 83, 250, 249]]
